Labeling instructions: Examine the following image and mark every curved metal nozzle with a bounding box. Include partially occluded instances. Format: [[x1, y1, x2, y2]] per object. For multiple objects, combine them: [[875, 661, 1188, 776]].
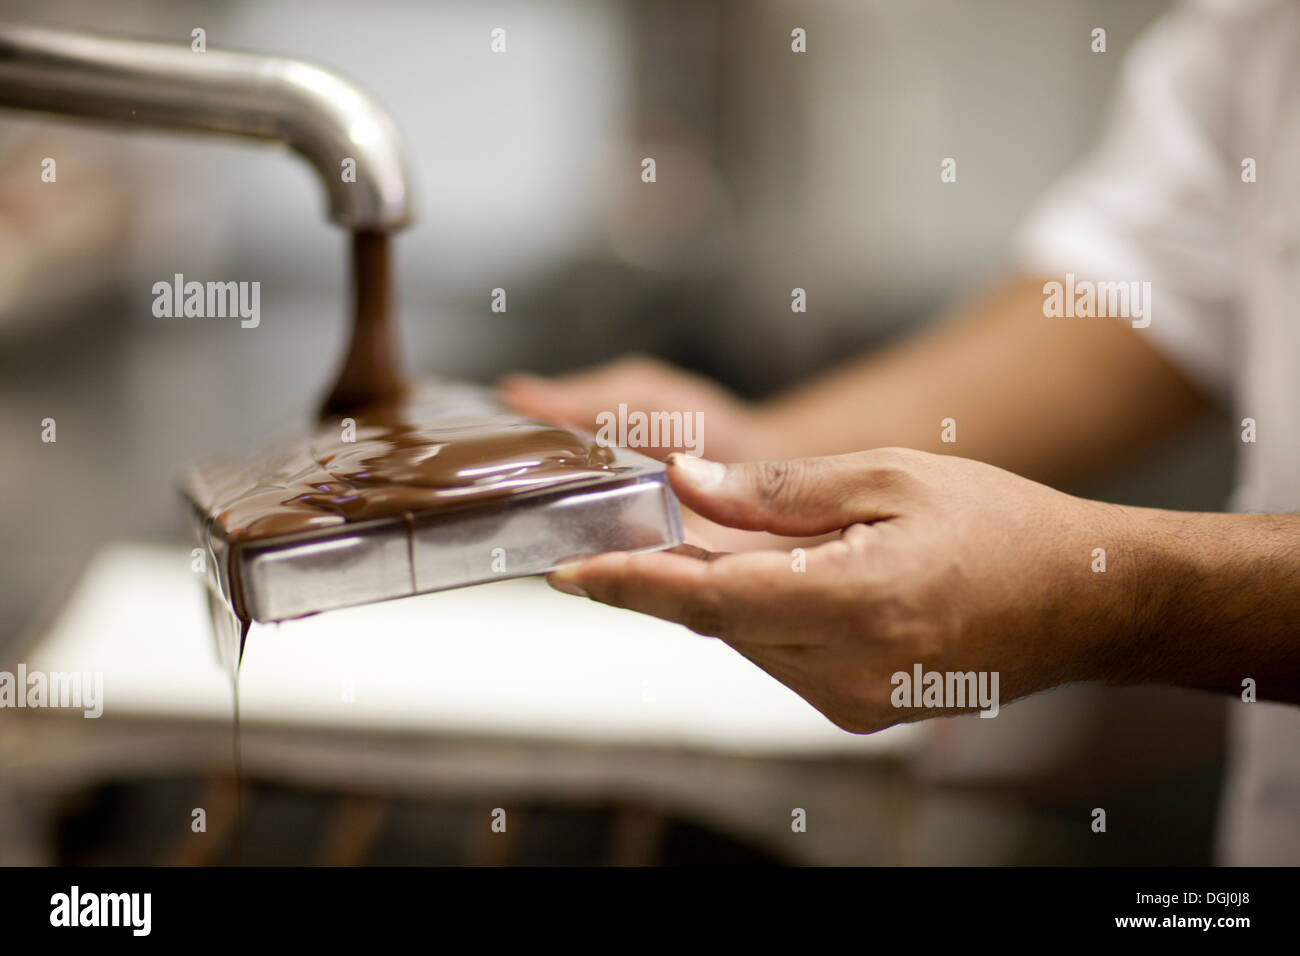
[[0, 24, 414, 231]]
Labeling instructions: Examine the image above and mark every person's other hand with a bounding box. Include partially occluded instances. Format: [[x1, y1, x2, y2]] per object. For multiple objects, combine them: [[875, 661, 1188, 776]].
[[501, 355, 812, 552], [499, 354, 763, 463], [547, 448, 1141, 732]]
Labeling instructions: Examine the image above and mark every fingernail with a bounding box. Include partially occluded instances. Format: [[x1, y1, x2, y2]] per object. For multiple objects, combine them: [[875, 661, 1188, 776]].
[[548, 568, 589, 598], [668, 453, 727, 489]]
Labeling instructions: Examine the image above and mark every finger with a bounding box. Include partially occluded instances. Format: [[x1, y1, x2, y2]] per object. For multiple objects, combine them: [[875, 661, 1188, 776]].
[[548, 548, 812, 644], [664, 451, 910, 537], [498, 373, 594, 428]]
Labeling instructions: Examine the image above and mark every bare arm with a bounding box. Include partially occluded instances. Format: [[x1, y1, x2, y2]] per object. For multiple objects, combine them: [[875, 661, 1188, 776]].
[[759, 274, 1215, 484]]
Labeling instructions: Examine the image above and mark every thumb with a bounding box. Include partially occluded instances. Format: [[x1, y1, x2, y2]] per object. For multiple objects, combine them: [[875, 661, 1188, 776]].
[[664, 452, 906, 537]]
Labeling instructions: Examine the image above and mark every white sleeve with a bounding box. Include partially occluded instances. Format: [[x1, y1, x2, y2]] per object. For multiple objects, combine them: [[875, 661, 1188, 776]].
[[1014, 0, 1246, 399]]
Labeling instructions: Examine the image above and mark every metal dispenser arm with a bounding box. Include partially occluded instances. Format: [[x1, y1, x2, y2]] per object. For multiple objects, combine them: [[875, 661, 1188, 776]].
[[0, 24, 413, 231]]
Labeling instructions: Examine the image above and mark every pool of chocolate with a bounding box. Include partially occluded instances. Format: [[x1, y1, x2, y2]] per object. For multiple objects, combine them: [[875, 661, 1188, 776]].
[[189, 386, 617, 544]]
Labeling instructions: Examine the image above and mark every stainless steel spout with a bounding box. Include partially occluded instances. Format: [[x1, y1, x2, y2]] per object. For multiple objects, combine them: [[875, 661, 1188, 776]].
[[0, 24, 413, 231]]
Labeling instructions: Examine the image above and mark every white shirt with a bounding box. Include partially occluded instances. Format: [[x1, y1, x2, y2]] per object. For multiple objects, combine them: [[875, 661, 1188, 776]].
[[1016, 0, 1300, 864]]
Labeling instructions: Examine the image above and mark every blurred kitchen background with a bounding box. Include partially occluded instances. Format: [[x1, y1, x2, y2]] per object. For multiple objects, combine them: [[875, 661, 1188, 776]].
[[0, 0, 1233, 865]]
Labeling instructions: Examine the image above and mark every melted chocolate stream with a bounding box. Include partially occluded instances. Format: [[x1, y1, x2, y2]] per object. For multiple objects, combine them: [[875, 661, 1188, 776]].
[[320, 231, 406, 418]]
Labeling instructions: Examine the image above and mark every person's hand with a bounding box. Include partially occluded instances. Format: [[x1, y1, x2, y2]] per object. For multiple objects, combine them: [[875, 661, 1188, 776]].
[[547, 448, 1144, 733], [499, 354, 764, 463]]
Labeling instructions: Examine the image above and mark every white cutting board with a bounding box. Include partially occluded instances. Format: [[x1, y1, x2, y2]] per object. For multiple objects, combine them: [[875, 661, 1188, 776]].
[[27, 543, 917, 756]]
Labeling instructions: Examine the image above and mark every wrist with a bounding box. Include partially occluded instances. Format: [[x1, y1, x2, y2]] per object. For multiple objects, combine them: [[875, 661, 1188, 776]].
[[1046, 499, 1194, 688], [1109, 505, 1191, 684]]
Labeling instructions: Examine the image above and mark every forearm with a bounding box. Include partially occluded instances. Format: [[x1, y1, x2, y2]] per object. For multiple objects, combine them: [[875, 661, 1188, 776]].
[[1103, 509, 1300, 702], [756, 274, 1213, 485]]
